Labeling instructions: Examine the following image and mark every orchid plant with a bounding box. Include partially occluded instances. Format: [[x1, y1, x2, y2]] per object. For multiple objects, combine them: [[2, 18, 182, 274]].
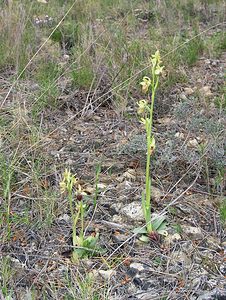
[[135, 51, 167, 241], [60, 169, 100, 261]]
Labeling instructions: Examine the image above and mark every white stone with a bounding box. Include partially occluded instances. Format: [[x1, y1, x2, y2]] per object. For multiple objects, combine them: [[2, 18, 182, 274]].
[[99, 269, 116, 280], [179, 93, 187, 101], [121, 201, 143, 221], [130, 262, 145, 272], [175, 132, 185, 139], [187, 138, 199, 148], [184, 87, 194, 95]]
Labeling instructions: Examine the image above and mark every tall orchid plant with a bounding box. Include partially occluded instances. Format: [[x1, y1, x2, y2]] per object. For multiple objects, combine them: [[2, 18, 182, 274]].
[[136, 51, 167, 240]]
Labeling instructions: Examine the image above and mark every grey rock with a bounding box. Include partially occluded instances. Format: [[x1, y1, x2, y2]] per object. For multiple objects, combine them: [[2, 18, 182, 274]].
[[112, 232, 129, 243], [151, 186, 164, 201], [170, 251, 192, 269], [136, 291, 160, 299], [164, 233, 181, 246], [130, 262, 145, 272], [176, 203, 193, 214], [99, 269, 116, 280], [197, 288, 226, 300], [121, 201, 143, 221], [206, 236, 221, 251], [111, 202, 123, 213], [117, 180, 133, 190], [220, 263, 226, 276], [179, 92, 188, 100], [182, 225, 203, 240], [175, 132, 185, 139], [181, 240, 194, 253], [184, 87, 195, 95], [58, 213, 70, 222], [112, 214, 124, 224]]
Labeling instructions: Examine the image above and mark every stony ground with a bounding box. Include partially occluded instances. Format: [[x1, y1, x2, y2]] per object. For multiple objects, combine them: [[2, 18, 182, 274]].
[[0, 46, 225, 300]]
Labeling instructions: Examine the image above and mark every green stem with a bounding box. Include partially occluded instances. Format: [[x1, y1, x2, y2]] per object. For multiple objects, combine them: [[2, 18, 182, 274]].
[[145, 76, 159, 233], [72, 203, 81, 247], [80, 202, 84, 241], [68, 190, 80, 248], [68, 191, 75, 220], [145, 130, 151, 232]]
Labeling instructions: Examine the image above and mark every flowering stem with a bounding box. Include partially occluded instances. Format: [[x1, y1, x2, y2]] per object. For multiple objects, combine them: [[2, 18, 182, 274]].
[[145, 75, 159, 234], [68, 190, 78, 247], [80, 202, 84, 241], [72, 206, 80, 247], [136, 51, 164, 236]]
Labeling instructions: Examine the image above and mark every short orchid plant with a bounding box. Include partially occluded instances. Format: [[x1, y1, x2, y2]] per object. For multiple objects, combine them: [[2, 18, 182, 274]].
[[134, 51, 167, 241], [60, 169, 100, 261]]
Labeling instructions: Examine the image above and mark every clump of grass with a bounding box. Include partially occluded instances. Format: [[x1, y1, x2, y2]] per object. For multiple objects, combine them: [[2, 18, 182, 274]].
[[32, 61, 61, 116], [0, 256, 14, 298], [0, 2, 36, 73], [179, 36, 204, 66], [0, 153, 16, 240], [71, 64, 94, 89], [168, 34, 204, 68], [50, 21, 80, 52], [206, 31, 226, 58], [62, 269, 110, 300]]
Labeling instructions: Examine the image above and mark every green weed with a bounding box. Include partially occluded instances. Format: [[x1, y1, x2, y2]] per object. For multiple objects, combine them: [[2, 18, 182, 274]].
[[214, 95, 226, 112], [213, 166, 225, 195]]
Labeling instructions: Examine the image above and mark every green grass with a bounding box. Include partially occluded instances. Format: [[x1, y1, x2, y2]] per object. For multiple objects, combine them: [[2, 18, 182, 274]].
[[0, 153, 15, 240], [180, 36, 204, 66], [220, 198, 226, 227], [0, 0, 224, 105], [71, 64, 95, 89], [0, 257, 14, 298], [62, 271, 110, 300], [32, 61, 62, 116], [206, 31, 226, 58]]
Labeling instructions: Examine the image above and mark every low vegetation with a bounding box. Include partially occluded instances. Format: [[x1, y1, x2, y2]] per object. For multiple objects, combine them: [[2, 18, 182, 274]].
[[0, 0, 225, 299]]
